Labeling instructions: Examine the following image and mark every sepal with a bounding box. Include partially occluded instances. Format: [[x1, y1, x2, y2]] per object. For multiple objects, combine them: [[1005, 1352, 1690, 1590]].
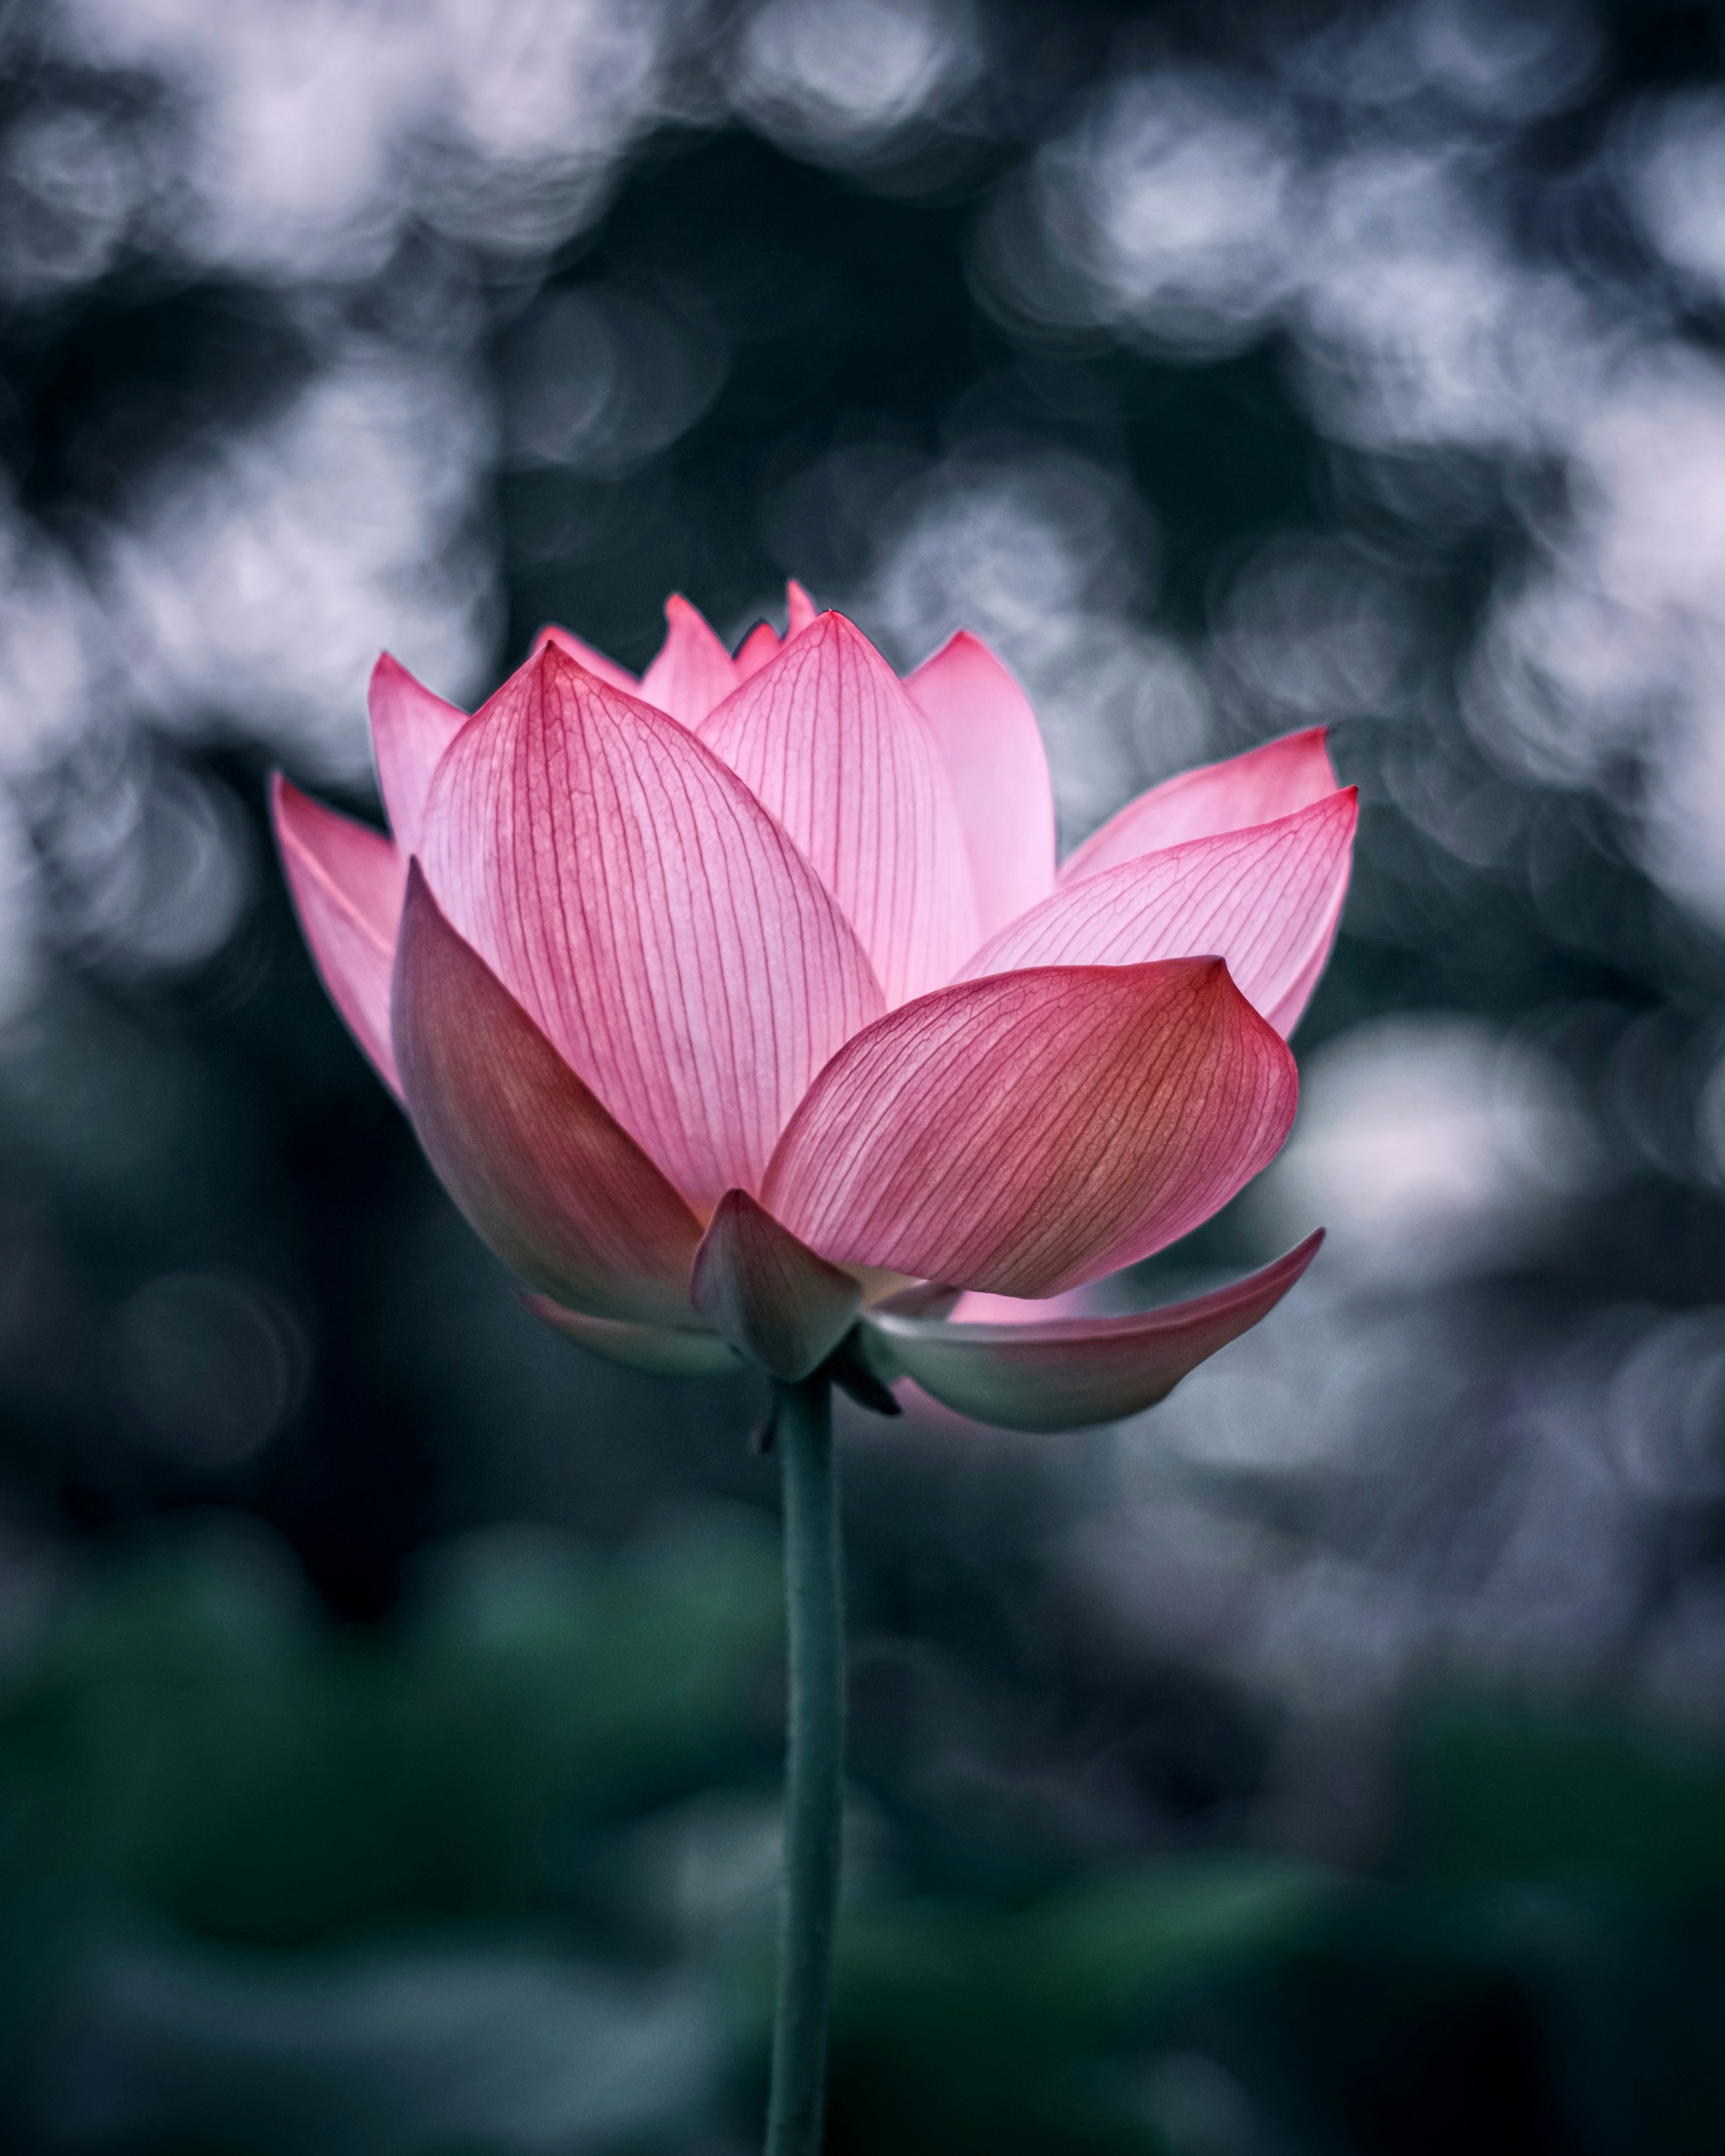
[[690, 1188, 863, 1380], [522, 1295, 745, 1376]]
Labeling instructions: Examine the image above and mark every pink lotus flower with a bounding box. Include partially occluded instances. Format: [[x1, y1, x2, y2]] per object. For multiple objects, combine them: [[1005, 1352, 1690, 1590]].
[[273, 585, 1354, 1430]]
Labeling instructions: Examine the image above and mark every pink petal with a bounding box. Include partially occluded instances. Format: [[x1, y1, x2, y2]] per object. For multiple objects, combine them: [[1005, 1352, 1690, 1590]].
[[690, 1188, 862, 1379], [392, 862, 705, 1326], [787, 579, 818, 636], [762, 959, 1297, 1297], [1062, 727, 1340, 884], [905, 630, 1057, 943], [271, 773, 404, 1096], [735, 621, 781, 679], [368, 654, 470, 859], [523, 1295, 746, 1376], [419, 645, 885, 1211], [699, 612, 979, 1006], [959, 791, 1358, 1039], [638, 593, 741, 726], [860, 1233, 1322, 1431], [530, 623, 640, 697]]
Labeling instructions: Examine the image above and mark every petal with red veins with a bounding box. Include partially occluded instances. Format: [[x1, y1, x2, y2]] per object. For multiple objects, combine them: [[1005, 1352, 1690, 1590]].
[[271, 773, 404, 1095], [523, 1295, 746, 1376], [787, 579, 818, 636], [690, 1188, 862, 1379], [1062, 727, 1340, 883], [530, 623, 640, 696], [368, 654, 469, 858], [638, 593, 740, 725], [420, 645, 884, 1211], [905, 629, 1057, 944], [860, 1233, 1322, 1431], [392, 863, 705, 1325], [960, 791, 1358, 1039], [735, 621, 780, 679], [762, 959, 1296, 1297], [699, 612, 979, 1006]]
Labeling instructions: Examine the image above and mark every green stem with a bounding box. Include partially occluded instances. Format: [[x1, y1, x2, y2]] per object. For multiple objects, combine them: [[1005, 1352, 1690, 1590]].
[[766, 1373, 845, 2156]]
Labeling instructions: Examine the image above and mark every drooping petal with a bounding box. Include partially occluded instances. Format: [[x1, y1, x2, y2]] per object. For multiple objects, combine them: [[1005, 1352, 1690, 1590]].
[[523, 1295, 746, 1377], [762, 959, 1297, 1297], [905, 630, 1056, 943], [368, 654, 470, 858], [271, 773, 404, 1096], [531, 623, 640, 697], [859, 1233, 1322, 1432], [690, 1188, 862, 1379], [699, 612, 979, 1006], [735, 621, 781, 679], [1062, 727, 1340, 884], [960, 792, 1358, 1038], [787, 579, 818, 636], [638, 593, 740, 726], [419, 645, 885, 1210], [392, 863, 705, 1326]]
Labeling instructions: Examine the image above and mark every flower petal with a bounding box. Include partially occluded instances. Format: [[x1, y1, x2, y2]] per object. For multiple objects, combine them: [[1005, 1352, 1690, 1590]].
[[392, 862, 704, 1325], [531, 623, 640, 697], [699, 612, 979, 1006], [271, 773, 403, 1096], [787, 579, 818, 636], [638, 593, 740, 726], [690, 1188, 862, 1379], [736, 621, 781, 679], [1062, 727, 1340, 883], [523, 1295, 746, 1376], [905, 630, 1056, 943], [860, 1233, 1322, 1431], [960, 792, 1358, 1039], [368, 654, 470, 858], [419, 645, 885, 1210], [762, 959, 1297, 1297]]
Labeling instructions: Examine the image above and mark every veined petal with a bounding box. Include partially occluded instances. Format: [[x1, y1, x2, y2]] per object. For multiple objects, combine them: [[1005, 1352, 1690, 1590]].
[[531, 623, 640, 697], [699, 612, 979, 1006], [690, 1188, 862, 1379], [419, 645, 884, 1210], [905, 631, 1056, 943], [787, 579, 818, 637], [736, 621, 781, 679], [762, 959, 1297, 1298], [860, 1233, 1322, 1432], [271, 773, 404, 1096], [1062, 727, 1340, 883], [369, 654, 470, 859], [960, 792, 1358, 1038], [523, 1295, 746, 1377], [638, 593, 740, 726], [392, 863, 704, 1326]]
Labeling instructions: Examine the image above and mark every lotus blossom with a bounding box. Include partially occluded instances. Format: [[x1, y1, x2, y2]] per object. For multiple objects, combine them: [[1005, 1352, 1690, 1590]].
[[272, 583, 1355, 1431]]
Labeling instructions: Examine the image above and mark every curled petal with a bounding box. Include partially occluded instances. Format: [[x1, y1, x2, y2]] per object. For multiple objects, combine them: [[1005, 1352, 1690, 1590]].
[[905, 630, 1056, 943], [1062, 728, 1340, 883], [691, 1188, 862, 1379], [271, 774, 404, 1095], [392, 863, 705, 1326], [420, 645, 884, 1210], [960, 792, 1358, 1038], [369, 655, 470, 859], [763, 959, 1297, 1298], [531, 623, 640, 697], [736, 621, 781, 679], [787, 579, 818, 636], [638, 593, 740, 726], [700, 613, 979, 1006], [860, 1233, 1322, 1431], [523, 1295, 745, 1377]]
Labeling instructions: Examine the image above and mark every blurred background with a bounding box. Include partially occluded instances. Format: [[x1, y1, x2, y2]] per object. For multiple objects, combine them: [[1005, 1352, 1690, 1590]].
[[0, 0, 1723, 2147]]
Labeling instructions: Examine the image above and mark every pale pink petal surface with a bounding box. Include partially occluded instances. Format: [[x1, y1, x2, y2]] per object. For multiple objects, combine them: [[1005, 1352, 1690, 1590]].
[[786, 579, 817, 636], [1062, 727, 1340, 883], [690, 1188, 862, 1379], [530, 622, 640, 697], [522, 1296, 746, 1376], [735, 621, 781, 679], [637, 593, 741, 726], [699, 613, 979, 1006], [271, 774, 404, 1096], [905, 630, 1056, 943], [368, 654, 471, 859], [392, 864, 706, 1326], [862, 1233, 1322, 1431], [762, 959, 1297, 1297], [960, 791, 1358, 1038], [419, 645, 885, 1211]]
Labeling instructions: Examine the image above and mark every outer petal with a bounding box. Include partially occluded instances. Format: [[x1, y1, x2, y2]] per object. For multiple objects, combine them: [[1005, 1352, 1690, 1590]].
[[762, 960, 1297, 1298], [905, 631, 1056, 942], [523, 1296, 745, 1377], [699, 613, 979, 1007], [690, 1188, 862, 1379], [369, 654, 470, 858], [419, 645, 884, 1211], [736, 621, 780, 679], [531, 623, 640, 697], [271, 773, 404, 1096], [959, 792, 1358, 1039], [1062, 727, 1340, 884], [860, 1233, 1322, 1432], [787, 579, 818, 636], [638, 593, 740, 726], [392, 863, 705, 1325]]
